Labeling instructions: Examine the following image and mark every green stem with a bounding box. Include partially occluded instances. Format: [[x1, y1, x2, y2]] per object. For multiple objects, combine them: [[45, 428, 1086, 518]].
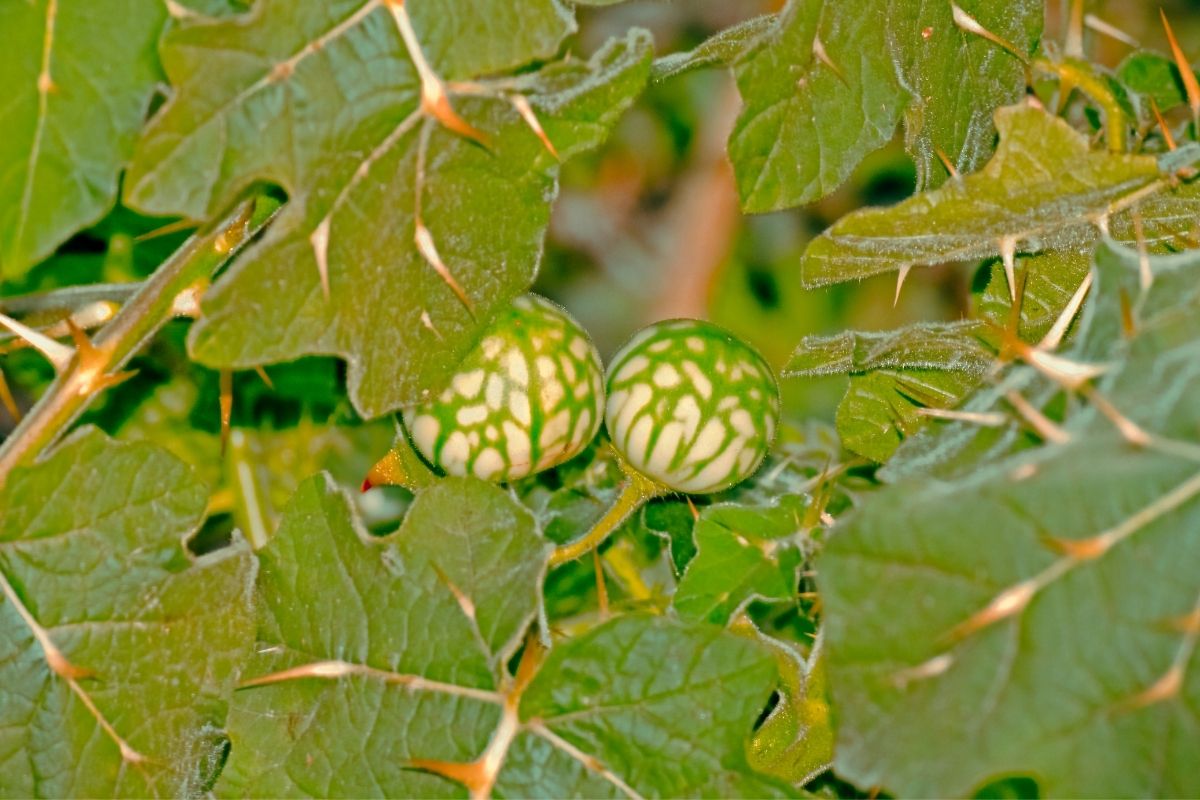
[[0, 283, 141, 315], [1034, 56, 1129, 153], [0, 195, 281, 485], [549, 470, 662, 567]]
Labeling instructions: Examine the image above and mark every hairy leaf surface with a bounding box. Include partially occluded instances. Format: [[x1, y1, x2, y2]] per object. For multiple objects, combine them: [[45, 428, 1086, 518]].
[[821, 243, 1200, 795], [0, 429, 255, 797]]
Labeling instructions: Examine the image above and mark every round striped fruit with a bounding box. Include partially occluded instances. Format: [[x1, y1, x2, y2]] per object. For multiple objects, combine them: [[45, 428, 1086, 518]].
[[605, 320, 779, 494], [403, 294, 605, 482]]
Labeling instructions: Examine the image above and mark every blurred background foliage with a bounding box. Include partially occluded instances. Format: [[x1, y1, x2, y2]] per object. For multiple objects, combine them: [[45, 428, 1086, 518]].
[[1, 0, 1197, 552]]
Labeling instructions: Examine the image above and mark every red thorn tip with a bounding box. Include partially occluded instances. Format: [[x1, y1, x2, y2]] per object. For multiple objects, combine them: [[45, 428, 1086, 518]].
[[361, 477, 373, 493]]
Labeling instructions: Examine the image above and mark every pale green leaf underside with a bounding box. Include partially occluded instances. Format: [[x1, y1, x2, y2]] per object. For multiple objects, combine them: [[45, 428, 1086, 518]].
[[801, 103, 1193, 288], [0, 429, 256, 798], [821, 243, 1200, 796], [0, 0, 165, 279], [729, 0, 1040, 212], [125, 0, 651, 418]]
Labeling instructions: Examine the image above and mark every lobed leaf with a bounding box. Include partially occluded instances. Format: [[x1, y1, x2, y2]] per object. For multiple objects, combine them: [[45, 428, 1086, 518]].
[[727, 0, 1040, 212], [0, 429, 256, 797], [673, 497, 809, 626], [0, 0, 166, 279], [125, 1, 651, 418], [820, 242, 1200, 795], [801, 103, 1165, 287], [502, 615, 788, 798]]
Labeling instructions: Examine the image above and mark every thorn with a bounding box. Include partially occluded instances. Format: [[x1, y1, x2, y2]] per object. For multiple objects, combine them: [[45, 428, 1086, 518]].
[[419, 310, 444, 340], [133, 217, 199, 242], [891, 653, 954, 687], [430, 563, 476, 623], [951, 2, 1028, 63], [685, 496, 699, 521], [170, 278, 207, 318], [1119, 288, 1137, 338], [948, 579, 1037, 641], [0, 368, 21, 423], [219, 370, 233, 457], [360, 477, 373, 493], [414, 222, 474, 314], [1094, 212, 1111, 237], [310, 217, 332, 298], [407, 758, 488, 793], [812, 33, 848, 86], [1149, 97, 1178, 151], [934, 148, 960, 179], [386, 0, 490, 147], [1013, 342, 1109, 391], [594, 549, 610, 620], [1064, 0, 1085, 57], [1005, 390, 1071, 444], [915, 407, 1008, 426], [1043, 532, 1111, 560], [163, 0, 198, 19], [1083, 14, 1139, 48], [240, 660, 356, 689], [0, 313, 73, 370], [1038, 270, 1093, 351], [1118, 664, 1183, 710], [1165, 607, 1200, 635], [1160, 9, 1200, 132], [999, 237, 1018, 304], [1080, 386, 1152, 446], [894, 265, 912, 306], [508, 94, 558, 160], [254, 365, 274, 390], [1131, 210, 1153, 292]]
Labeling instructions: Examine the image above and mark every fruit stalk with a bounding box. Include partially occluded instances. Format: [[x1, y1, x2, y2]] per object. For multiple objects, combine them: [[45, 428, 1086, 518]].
[[549, 468, 661, 567]]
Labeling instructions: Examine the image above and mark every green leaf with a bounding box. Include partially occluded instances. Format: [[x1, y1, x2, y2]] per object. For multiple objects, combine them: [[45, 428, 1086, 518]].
[[218, 474, 547, 796], [500, 615, 787, 798], [1117, 50, 1200, 113], [0, 0, 166, 279], [820, 242, 1200, 796], [125, 0, 650, 418], [801, 103, 1167, 288], [749, 638, 833, 786], [673, 497, 809, 625], [0, 429, 255, 797], [728, 0, 1040, 212], [974, 249, 1092, 342], [787, 324, 996, 462], [650, 14, 774, 82]]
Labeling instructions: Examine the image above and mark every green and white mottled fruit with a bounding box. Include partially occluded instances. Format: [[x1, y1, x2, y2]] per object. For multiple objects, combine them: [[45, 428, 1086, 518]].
[[403, 294, 605, 482], [605, 319, 779, 494]]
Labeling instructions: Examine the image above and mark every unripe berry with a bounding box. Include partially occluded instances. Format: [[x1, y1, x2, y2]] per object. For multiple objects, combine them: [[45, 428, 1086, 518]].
[[605, 320, 779, 494], [403, 294, 605, 482]]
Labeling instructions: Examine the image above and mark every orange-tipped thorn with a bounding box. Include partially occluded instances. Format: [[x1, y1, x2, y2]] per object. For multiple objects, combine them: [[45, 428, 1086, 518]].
[[219, 369, 233, 456], [1149, 97, 1178, 152], [1160, 9, 1200, 132]]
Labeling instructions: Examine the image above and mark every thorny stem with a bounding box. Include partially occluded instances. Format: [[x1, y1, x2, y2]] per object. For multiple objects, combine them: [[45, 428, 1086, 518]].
[[0, 195, 280, 485], [549, 469, 662, 567], [0, 283, 140, 315]]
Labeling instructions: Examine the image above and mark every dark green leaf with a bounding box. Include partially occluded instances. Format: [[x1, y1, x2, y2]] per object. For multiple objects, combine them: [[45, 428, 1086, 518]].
[[218, 474, 547, 796], [728, 0, 1040, 212], [125, 1, 651, 417], [1117, 50, 1199, 113], [0, 0, 166, 278], [749, 638, 833, 786], [674, 497, 809, 625], [651, 14, 775, 82], [501, 615, 788, 797], [0, 429, 255, 797], [820, 242, 1200, 795]]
